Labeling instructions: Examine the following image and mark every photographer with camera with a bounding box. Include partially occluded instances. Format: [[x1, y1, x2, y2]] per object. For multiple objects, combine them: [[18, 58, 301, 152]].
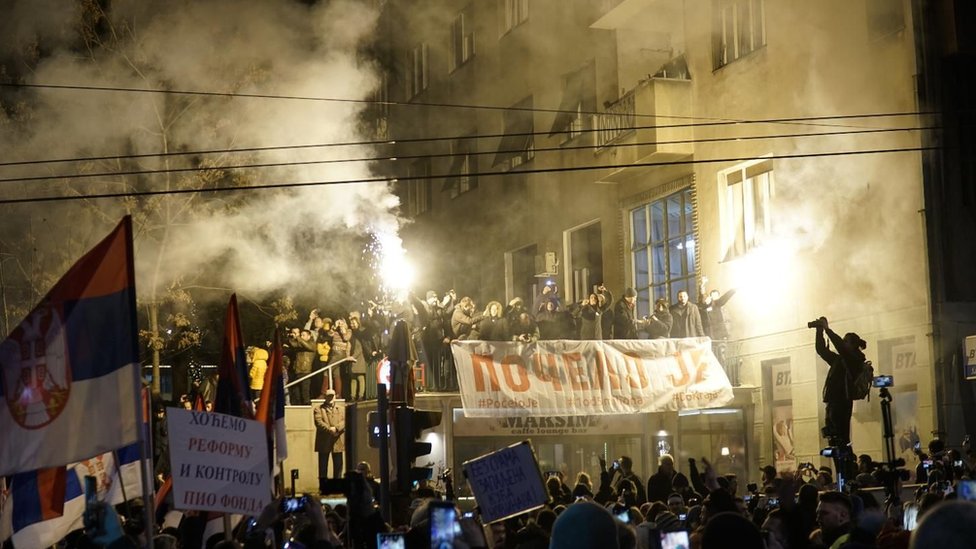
[[810, 316, 868, 448]]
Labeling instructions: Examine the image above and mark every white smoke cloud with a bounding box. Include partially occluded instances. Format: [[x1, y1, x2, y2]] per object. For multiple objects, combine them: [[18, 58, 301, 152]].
[[0, 0, 405, 305]]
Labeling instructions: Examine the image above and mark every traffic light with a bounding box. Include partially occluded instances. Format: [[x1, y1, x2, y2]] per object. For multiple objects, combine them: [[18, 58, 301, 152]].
[[367, 411, 392, 448], [393, 404, 442, 492]]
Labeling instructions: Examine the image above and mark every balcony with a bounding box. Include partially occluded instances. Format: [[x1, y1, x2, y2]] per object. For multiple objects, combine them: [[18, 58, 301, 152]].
[[592, 0, 682, 31], [595, 75, 693, 181]]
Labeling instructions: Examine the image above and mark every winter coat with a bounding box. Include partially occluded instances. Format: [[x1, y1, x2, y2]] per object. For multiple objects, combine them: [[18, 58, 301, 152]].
[[314, 402, 345, 453], [647, 310, 673, 339], [612, 299, 639, 339], [248, 348, 269, 391], [478, 316, 510, 341], [669, 302, 705, 338], [451, 307, 483, 339], [579, 290, 613, 340], [290, 336, 316, 374]]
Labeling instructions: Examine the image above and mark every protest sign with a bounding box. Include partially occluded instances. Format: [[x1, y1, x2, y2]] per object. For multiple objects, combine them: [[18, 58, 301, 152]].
[[451, 338, 734, 417], [462, 440, 548, 523], [167, 408, 269, 515]]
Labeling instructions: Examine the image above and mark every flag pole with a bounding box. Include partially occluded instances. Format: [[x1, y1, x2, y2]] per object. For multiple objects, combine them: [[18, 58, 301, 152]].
[[123, 216, 156, 548]]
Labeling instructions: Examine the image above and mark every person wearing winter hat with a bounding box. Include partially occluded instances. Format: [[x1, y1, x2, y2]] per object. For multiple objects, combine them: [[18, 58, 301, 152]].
[[549, 501, 619, 549], [612, 288, 642, 339]]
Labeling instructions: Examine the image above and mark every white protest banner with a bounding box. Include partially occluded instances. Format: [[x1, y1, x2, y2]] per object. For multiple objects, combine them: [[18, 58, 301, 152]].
[[462, 441, 548, 523], [166, 407, 269, 515], [451, 338, 733, 417]]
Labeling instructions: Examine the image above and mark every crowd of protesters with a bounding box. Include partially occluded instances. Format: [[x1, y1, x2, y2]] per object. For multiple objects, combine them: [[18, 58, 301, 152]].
[[35, 431, 976, 549], [253, 278, 736, 404]]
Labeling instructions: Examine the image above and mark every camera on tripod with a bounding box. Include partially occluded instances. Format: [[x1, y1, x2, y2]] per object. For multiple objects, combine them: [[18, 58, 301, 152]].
[[872, 375, 893, 388], [820, 446, 852, 459]]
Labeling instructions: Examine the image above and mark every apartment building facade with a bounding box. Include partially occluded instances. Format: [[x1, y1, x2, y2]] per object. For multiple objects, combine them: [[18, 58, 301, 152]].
[[365, 0, 976, 484]]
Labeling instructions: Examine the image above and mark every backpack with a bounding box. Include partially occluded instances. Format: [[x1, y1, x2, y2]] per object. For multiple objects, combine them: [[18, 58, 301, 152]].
[[848, 359, 874, 400]]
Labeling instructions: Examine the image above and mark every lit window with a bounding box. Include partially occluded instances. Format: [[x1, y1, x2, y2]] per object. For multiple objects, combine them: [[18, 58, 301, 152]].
[[720, 159, 774, 260]]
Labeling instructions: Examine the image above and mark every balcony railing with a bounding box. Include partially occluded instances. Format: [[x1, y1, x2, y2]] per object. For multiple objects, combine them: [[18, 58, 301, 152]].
[[594, 75, 693, 163], [596, 90, 636, 148]]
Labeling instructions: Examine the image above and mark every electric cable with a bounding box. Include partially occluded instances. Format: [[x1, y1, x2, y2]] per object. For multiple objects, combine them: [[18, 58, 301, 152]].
[[0, 125, 936, 185], [0, 145, 942, 205]]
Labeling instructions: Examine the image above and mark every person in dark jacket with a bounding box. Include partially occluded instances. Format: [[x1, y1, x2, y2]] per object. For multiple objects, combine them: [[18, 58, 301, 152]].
[[647, 454, 678, 505], [698, 279, 736, 340], [813, 316, 867, 447], [669, 290, 705, 338], [477, 301, 510, 341], [611, 455, 647, 506], [576, 286, 613, 340], [647, 298, 673, 339], [289, 329, 317, 405], [612, 287, 643, 339]]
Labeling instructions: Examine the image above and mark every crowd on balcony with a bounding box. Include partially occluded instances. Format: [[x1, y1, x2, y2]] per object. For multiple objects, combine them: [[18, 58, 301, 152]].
[[251, 279, 736, 405]]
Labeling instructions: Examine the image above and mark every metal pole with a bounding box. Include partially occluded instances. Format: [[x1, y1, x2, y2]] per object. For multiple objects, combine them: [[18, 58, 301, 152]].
[[222, 514, 233, 542], [377, 384, 391, 523], [284, 357, 356, 388]]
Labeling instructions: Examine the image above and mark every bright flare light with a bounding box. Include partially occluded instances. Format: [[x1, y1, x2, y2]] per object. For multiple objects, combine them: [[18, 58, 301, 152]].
[[375, 231, 415, 297], [729, 238, 795, 301]]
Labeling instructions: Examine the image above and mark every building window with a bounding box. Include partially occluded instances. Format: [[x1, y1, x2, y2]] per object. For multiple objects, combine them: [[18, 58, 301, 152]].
[[550, 64, 595, 144], [720, 158, 774, 260], [444, 136, 478, 198], [713, 0, 766, 69], [493, 96, 534, 170], [499, 0, 529, 35], [452, 6, 475, 70], [365, 73, 390, 140], [564, 104, 583, 142], [631, 186, 697, 318], [406, 159, 432, 216], [409, 43, 429, 98]]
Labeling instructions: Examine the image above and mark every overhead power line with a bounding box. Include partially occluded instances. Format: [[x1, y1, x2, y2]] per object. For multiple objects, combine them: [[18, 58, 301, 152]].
[[0, 108, 937, 169], [0, 146, 942, 205], [0, 81, 936, 132], [0, 125, 937, 185]]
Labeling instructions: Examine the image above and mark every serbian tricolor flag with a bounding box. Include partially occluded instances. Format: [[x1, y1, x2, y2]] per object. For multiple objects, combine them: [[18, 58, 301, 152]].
[[9, 467, 67, 531], [214, 293, 252, 418], [0, 217, 140, 477], [255, 333, 287, 466]]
